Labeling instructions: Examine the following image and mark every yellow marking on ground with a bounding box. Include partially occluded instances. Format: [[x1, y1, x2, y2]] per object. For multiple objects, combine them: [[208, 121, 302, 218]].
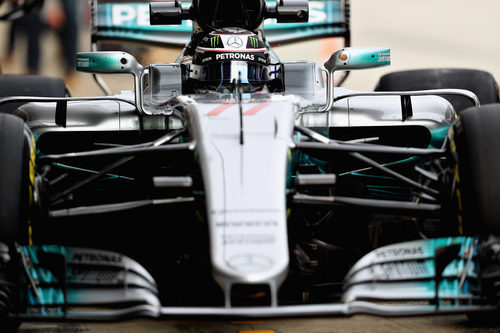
[[238, 330, 275, 333]]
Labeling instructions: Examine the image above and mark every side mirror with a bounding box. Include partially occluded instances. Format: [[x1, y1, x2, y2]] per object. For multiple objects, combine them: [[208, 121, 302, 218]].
[[149, 1, 192, 25], [324, 47, 391, 72], [266, 0, 309, 23], [76, 51, 145, 114], [320, 47, 391, 112], [76, 51, 143, 76]]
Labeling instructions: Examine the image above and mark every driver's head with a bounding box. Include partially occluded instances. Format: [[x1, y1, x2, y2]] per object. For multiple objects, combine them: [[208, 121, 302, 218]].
[[189, 27, 271, 93]]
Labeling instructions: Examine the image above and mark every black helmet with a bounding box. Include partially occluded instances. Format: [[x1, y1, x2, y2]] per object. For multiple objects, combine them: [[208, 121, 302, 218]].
[[188, 27, 271, 93]]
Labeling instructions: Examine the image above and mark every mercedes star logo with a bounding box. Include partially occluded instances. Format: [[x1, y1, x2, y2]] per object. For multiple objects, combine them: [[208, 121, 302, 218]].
[[227, 36, 243, 48]]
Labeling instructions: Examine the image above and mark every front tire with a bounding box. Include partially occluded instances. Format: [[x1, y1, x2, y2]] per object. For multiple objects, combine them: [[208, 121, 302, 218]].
[[450, 104, 500, 236], [0, 114, 35, 244], [0, 114, 36, 332], [450, 104, 500, 323]]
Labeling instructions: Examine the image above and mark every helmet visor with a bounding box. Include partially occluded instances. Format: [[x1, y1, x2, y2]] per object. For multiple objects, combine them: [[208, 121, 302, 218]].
[[199, 61, 269, 84]]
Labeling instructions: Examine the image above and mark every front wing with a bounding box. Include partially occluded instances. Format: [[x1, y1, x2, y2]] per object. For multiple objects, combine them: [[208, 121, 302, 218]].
[[10, 236, 496, 322]]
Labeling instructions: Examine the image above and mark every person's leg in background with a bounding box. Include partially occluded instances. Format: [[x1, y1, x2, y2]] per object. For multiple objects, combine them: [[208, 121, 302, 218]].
[[24, 11, 43, 73], [59, 0, 78, 80]]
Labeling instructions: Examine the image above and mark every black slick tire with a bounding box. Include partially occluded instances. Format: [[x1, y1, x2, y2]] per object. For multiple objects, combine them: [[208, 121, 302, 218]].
[[449, 104, 500, 324], [450, 103, 500, 236], [375, 69, 499, 113], [0, 114, 34, 243], [0, 75, 67, 114]]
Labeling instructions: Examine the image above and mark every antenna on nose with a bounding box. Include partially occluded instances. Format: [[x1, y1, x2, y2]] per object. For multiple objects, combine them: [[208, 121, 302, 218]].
[[233, 72, 244, 145]]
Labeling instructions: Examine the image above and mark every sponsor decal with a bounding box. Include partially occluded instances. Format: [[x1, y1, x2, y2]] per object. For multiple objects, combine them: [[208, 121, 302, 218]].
[[375, 246, 424, 258], [228, 254, 273, 271], [216, 53, 255, 61], [248, 36, 259, 48], [69, 268, 120, 283], [268, 64, 281, 79], [227, 36, 243, 48], [223, 234, 275, 245], [111, 4, 150, 26], [210, 35, 221, 48], [72, 252, 123, 264], [76, 57, 90, 68], [380, 261, 430, 278], [378, 52, 391, 63], [215, 220, 279, 227], [102, 3, 193, 29], [309, 1, 328, 23]]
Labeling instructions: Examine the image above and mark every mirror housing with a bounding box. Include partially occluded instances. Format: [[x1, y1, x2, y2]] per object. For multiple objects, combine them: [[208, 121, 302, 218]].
[[266, 0, 309, 23], [320, 47, 391, 112], [76, 52, 145, 113], [149, 1, 192, 25], [149, 0, 308, 30], [76, 51, 143, 76], [324, 47, 391, 72]]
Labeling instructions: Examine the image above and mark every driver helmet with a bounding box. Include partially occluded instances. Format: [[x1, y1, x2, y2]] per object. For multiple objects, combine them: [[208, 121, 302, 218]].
[[189, 27, 271, 93]]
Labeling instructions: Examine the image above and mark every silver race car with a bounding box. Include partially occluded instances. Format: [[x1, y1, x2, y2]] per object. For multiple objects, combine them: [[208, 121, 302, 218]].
[[1, 0, 500, 330]]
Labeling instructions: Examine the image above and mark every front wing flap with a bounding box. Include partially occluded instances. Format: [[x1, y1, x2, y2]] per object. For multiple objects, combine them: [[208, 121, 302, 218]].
[[343, 237, 480, 303], [16, 246, 161, 320], [11, 237, 496, 321]]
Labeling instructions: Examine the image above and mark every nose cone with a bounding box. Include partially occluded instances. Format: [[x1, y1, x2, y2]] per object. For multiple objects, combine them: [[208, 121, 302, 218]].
[[227, 254, 274, 272]]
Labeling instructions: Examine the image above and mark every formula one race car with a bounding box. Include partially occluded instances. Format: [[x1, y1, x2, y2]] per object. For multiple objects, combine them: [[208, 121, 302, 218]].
[[1, 0, 500, 331]]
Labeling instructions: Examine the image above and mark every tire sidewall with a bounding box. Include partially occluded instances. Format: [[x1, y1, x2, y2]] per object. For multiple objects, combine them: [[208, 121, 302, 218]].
[[0, 114, 34, 244], [450, 104, 500, 236]]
